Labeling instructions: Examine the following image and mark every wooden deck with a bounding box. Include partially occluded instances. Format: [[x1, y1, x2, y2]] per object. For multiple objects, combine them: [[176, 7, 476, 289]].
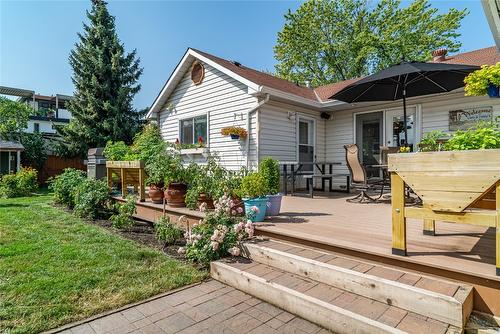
[[120, 192, 500, 315], [255, 193, 500, 315]]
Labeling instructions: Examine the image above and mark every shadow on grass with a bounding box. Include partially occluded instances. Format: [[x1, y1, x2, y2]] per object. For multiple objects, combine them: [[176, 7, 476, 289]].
[[0, 203, 30, 208]]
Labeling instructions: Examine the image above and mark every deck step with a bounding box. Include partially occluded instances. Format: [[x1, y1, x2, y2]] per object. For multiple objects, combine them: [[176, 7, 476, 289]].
[[211, 258, 462, 334], [240, 239, 473, 328]]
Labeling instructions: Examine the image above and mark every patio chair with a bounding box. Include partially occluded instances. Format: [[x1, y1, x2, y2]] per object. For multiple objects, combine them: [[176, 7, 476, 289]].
[[344, 144, 385, 203]]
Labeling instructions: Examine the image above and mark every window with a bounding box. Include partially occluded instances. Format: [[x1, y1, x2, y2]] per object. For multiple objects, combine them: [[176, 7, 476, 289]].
[[180, 115, 207, 144], [298, 118, 315, 171], [34, 123, 40, 133]]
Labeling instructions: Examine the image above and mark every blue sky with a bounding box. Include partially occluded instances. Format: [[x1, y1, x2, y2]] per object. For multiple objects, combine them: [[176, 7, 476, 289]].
[[0, 1, 495, 110]]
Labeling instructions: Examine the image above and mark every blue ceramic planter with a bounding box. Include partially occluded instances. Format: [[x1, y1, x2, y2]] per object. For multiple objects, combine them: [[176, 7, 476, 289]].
[[230, 134, 240, 140], [487, 84, 499, 98], [244, 197, 268, 222]]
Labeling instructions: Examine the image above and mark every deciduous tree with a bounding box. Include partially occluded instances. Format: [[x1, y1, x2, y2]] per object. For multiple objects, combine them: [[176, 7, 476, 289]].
[[274, 0, 467, 87]]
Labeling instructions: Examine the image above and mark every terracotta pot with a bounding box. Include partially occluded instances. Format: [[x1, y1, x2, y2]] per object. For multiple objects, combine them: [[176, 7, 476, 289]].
[[231, 196, 245, 216], [197, 193, 215, 210], [148, 184, 164, 204], [164, 182, 187, 207]]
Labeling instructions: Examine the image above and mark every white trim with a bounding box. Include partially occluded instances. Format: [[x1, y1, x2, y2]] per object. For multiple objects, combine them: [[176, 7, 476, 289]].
[[178, 114, 208, 146], [296, 114, 317, 164], [147, 48, 261, 119]]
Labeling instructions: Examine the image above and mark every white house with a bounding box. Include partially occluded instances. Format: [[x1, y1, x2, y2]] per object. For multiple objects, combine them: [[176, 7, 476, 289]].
[[147, 46, 500, 183]]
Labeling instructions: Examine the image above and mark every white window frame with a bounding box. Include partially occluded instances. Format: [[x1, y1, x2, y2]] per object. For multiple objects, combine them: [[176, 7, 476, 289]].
[[352, 103, 422, 148], [178, 113, 208, 146], [296, 114, 316, 163]]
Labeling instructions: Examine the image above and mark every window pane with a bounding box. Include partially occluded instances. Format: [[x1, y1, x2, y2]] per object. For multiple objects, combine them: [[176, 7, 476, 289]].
[[180, 119, 193, 144], [299, 121, 309, 145], [194, 115, 207, 144]]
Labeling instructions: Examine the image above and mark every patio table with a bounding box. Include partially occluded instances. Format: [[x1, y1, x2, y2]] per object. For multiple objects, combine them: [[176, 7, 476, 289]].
[[280, 162, 349, 196]]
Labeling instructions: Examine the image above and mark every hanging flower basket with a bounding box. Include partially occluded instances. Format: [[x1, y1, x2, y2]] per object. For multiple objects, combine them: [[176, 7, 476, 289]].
[[487, 83, 500, 98], [464, 63, 500, 98], [221, 126, 248, 140]]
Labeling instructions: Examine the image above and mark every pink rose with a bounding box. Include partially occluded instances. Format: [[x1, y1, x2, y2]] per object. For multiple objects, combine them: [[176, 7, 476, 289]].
[[228, 246, 241, 257]]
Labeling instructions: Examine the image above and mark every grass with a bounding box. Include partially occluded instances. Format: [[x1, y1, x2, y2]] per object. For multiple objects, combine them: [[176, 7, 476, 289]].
[[0, 193, 207, 334]]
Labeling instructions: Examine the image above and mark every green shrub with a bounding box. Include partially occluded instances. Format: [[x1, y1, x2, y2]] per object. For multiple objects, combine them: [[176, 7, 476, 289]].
[[240, 172, 268, 199], [110, 195, 136, 229], [131, 124, 166, 164], [154, 216, 183, 245], [0, 174, 20, 198], [445, 121, 500, 151], [103, 141, 133, 161], [73, 179, 109, 219], [259, 157, 280, 194], [418, 131, 448, 152], [49, 168, 87, 207], [0, 167, 38, 198]]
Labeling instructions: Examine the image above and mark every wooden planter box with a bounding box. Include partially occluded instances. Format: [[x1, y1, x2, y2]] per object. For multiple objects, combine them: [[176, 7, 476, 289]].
[[388, 149, 500, 275], [106, 160, 146, 201]]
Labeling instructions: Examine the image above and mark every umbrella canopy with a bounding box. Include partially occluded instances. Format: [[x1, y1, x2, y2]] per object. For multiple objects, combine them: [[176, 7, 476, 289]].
[[330, 61, 480, 145]]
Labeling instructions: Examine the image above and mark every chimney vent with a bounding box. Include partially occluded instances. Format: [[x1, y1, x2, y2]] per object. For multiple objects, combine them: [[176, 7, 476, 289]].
[[432, 48, 448, 62], [231, 60, 241, 67]]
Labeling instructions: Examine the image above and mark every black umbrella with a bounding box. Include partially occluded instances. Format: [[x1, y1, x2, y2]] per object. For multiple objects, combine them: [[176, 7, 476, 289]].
[[331, 61, 479, 145]]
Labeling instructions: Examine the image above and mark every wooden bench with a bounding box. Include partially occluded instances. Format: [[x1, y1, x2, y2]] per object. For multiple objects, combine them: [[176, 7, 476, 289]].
[[303, 174, 350, 198]]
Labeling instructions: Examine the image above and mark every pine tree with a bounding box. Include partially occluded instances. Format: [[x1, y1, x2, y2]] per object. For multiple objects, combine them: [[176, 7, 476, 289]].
[[57, 0, 143, 157]]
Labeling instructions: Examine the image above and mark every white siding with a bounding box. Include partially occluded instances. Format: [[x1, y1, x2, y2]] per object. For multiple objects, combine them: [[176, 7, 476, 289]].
[[259, 101, 326, 163], [158, 61, 258, 170], [325, 93, 500, 186]]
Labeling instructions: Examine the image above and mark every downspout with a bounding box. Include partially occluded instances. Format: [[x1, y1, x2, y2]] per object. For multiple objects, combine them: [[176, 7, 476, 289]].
[[246, 93, 270, 169]]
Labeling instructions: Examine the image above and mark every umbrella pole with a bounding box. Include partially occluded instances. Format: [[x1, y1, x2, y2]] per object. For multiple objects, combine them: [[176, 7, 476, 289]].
[[402, 88, 408, 147]]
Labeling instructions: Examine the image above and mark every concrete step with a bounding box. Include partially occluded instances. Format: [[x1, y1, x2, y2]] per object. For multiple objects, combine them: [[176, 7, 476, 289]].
[[241, 239, 473, 329], [211, 258, 461, 334]]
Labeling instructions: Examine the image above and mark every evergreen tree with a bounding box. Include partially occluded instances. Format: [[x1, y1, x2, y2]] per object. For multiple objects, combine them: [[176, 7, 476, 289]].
[[58, 0, 143, 157]]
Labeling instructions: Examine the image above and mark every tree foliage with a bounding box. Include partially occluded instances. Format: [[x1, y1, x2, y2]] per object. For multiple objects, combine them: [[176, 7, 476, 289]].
[[57, 0, 144, 157], [0, 97, 32, 140], [274, 0, 467, 87]]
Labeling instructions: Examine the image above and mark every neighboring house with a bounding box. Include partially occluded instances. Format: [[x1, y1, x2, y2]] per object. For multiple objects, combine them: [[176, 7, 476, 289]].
[[0, 86, 74, 175], [0, 86, 72, 137], [0, 140, 23, 175], [147, 46, 500, 181]]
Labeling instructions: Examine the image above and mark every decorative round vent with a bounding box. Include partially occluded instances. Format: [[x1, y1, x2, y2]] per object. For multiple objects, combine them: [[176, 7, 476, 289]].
[[191, 61, 205, 85]]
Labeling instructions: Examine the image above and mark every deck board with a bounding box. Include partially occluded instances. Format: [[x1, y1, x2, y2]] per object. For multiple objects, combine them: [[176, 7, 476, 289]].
[[256, 194, 497, 280]]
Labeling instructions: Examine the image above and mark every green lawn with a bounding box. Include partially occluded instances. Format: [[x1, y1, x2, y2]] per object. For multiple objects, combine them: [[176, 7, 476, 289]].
[[0, 193, 207, 334]]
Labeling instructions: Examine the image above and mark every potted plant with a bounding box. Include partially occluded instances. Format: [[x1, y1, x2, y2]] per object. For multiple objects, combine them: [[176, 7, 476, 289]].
[[163, 150, 191, 207], [464, 63, 500, 98], [221, 126, 248, 140], [145, 152, 168, 204], [259, 157, 282, 216], [239, 172, 268, 222]]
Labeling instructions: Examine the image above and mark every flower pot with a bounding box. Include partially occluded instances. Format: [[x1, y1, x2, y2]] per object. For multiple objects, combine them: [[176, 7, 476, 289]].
[[197, 193, 215, 210], [231, 196, 245, 216], [266, 194, 283, 216], [164, 182, 187, 207], [230, 134, 240, 140], [148, 184, 164, 204], [487, 83, 499, 98], [244, 197, 268, 222]]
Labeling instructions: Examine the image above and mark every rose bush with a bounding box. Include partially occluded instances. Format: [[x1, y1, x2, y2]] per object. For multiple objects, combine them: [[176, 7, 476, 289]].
[[181, 194, 254, 265]]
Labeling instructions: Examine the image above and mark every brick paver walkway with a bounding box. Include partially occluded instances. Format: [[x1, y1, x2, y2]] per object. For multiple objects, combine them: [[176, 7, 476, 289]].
[[50, 280, 332, 334]]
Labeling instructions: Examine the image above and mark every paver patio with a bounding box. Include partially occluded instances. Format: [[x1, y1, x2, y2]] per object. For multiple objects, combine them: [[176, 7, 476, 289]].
[[48, 280, 332, 334]]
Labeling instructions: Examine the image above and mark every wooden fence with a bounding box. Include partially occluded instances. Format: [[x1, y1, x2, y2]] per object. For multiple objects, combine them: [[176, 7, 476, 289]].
[[38, 155, 86, 184]]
